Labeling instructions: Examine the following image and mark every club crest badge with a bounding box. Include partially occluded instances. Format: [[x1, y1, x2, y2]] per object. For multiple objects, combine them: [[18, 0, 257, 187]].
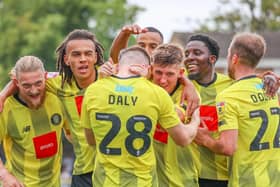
[[51, 113, 62, 126]]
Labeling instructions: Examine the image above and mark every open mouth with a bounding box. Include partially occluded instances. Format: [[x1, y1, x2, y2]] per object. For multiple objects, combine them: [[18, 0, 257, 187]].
[[29, 94, 40, 99], [78, 65, 89, 73]]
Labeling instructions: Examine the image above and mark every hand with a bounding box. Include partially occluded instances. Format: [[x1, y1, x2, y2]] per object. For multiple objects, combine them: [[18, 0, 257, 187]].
[[0, 169, 24, 187], [129, 64, 149, 77], [189, 108, 200, 126], [179, 77, 200, 117], [175, 105, 186, 122], [98, 58, 117, 78], [121, 24, 148, 35], [262, 73, 280, 97], [194, 120, 211, 146]]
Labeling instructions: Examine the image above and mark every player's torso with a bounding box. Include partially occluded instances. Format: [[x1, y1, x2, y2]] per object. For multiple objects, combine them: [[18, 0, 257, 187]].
[[222, 76, 280, 187], [46, 76, 95, 174], [192, 73, 233, 180], [85, 76, 179, 187], [154, 84, 199, 187], [2, 92, 64, 186]]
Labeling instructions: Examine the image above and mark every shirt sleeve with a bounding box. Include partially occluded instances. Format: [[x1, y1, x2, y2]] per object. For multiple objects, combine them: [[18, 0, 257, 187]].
[[216, 93, 239, 132], [157, 89, 181, 129], [81, 90, 91, 129]]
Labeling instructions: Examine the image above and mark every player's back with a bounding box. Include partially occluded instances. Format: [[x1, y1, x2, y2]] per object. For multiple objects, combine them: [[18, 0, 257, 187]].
[[83, 75, 180, 187], [217, 76, 280, 187]]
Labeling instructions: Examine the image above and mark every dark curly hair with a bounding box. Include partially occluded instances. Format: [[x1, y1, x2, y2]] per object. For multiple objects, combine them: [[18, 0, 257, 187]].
[[187, 34, 220, 61]]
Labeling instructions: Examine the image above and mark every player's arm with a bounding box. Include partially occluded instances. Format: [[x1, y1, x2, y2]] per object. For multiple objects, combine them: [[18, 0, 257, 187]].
[[84, 128, 96, 146], [166, 108, 200, 147], [179, 76, 200, 117], [98, 59, 117, 79], [110, 24, 148, 64], [0, 158, 24, 187], [0, 80, 17, 112], [81, 93, 96, 146], [194, 123, 238, 156]]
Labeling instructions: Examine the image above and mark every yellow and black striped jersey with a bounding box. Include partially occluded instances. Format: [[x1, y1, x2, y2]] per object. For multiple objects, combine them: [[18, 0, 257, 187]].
[[46, 75, 96, 175], [0, 91, 68, 187], [217, 75, 280, 187], [82, 75, 181, 187]]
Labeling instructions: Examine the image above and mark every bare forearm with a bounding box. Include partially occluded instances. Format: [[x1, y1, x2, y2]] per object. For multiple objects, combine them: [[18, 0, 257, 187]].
[[0, 80, 17, 99], [110, 31, 130, 64], [203, 137, 229, 155], [85, 128, 96, 146], [199, 130, 238, 156]]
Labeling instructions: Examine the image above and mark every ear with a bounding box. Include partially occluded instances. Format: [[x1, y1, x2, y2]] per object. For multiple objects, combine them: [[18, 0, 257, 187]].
[[93, 51, 98, 64], [64, 54, 70, 66], [14, 79, 19, 87], [147, 65, 153, 80], [209, 55, 217, 65], [179, 67, 185, 77], [232, 54, 239, 64]]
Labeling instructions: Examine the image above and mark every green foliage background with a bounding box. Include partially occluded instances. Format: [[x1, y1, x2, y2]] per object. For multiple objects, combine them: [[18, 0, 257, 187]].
[[0, 0, 143, 87], [197, 0, 280, 32]]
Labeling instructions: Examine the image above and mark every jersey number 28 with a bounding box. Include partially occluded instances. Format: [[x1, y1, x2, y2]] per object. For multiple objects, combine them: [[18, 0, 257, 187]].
[[96, 113, 152, 157]]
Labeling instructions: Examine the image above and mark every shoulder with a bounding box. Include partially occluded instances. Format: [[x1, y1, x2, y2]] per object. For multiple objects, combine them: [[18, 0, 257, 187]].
[[45, 91, 62, 103], [216, 73, 233, 83]]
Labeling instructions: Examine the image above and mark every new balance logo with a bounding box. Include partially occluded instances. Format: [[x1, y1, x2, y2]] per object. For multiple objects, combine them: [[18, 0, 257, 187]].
[[22, 125, 31, 133]]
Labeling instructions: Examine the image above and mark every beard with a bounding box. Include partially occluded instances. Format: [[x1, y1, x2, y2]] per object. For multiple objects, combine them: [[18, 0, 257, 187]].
[[188, 72, 200, 80], [22, 91, 46, 110]]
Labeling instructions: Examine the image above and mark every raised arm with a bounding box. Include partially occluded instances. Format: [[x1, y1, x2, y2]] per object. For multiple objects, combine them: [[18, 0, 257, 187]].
[[110, 24, 148, 64]]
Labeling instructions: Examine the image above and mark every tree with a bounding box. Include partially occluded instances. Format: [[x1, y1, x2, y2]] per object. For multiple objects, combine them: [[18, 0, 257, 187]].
[[0, 0, 143, 86], [196, 0, 280, 32]]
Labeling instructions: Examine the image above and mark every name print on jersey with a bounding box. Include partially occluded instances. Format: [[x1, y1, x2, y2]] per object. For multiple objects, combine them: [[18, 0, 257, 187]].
[[108, 84, 138, 106], [108, 95, 138, 106]]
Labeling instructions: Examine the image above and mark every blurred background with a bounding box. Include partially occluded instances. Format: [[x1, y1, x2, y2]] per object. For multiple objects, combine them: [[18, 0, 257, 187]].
[[0, 0, 280, 186]]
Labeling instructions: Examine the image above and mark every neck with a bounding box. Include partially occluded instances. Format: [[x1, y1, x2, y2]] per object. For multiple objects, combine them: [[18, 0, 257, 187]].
[[234, 64, 256, 80], [76, 71, 96, 89], [116, 65, 138, 78], [197, 70, 215, 85], [235, 71, 256, 80]]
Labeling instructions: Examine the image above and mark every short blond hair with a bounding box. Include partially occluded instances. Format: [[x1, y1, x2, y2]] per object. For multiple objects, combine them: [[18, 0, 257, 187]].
[[229, 32, 266, 67], [118, 46, 151, 66], [13, 56, 45, 79]]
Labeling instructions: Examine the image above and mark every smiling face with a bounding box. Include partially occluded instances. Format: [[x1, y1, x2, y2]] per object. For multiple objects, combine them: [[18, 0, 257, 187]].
[[152, 63, 184, 94], [184, 41, 213, 83], [64, 39, 97, 84], [16, 70, 46, 109]]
